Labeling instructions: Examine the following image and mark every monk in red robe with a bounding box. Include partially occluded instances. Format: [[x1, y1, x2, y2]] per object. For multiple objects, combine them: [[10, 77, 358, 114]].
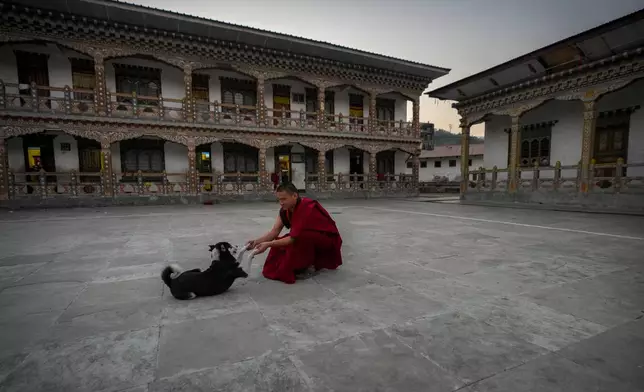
[[247, 183, 343, 284]]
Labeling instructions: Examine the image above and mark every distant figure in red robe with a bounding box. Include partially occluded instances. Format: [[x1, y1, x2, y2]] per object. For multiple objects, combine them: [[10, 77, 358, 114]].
[[247, 183, 343, 284]]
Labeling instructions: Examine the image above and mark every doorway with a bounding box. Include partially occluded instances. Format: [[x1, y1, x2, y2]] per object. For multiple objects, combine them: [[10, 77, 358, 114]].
[[15, 50, 50, 107], [274, 145, 292, 184], [78, 137, 102, 183], [273, 84, 291, 126]]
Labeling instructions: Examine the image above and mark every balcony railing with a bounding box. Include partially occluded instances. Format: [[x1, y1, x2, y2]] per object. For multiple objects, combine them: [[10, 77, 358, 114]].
[[0, 81, 416, 138], [466, 159, 644, 194], [6, 170, 416, 200]]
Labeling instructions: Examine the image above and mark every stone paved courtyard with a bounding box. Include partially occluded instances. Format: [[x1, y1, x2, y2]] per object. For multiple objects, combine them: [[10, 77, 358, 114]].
[[0, 200, 643, 392]]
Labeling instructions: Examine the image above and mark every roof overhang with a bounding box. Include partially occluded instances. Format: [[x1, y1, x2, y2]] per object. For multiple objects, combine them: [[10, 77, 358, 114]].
[[8, 0, 450, 81], [426, 8, 644, 102]]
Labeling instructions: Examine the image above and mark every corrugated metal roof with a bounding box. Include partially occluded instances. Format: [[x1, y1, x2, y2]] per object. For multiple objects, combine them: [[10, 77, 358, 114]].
[[426, 8, 644, 101], [420, 144, 485, 159]]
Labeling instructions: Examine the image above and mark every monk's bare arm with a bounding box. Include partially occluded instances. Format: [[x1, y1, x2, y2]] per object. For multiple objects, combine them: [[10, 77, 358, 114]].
[[250, 215, 284, 246], [268, 235, 294, 248]]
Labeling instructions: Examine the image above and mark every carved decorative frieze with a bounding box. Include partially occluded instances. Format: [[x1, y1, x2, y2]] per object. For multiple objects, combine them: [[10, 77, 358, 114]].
[[0, 126, 44, 138], [459, 54, 644, 118], [491, 99, 548, 117]]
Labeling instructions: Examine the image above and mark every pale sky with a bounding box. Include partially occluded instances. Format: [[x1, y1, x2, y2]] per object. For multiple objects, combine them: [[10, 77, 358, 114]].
[[129, 0, 644, 137]]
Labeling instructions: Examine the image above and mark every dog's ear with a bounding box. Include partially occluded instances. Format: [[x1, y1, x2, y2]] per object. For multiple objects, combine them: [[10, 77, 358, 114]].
[[208, 244, 216, 252]]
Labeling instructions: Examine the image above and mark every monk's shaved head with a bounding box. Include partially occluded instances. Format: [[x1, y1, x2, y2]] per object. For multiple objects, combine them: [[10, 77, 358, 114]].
[[276, 183, 298, 195]]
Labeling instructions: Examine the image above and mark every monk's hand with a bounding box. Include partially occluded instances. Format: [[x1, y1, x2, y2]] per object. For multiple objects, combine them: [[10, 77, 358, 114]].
[[246, 240, 258, 250], [254, 242, 271, 255]]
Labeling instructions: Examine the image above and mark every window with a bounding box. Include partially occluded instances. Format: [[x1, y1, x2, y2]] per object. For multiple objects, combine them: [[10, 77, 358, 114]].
[[223, 143, 258, 174], [292, 93, 305, 104], [507, 124, 553, 167], [420, 161, 428, 168], [375, 98, 395, 122], [114, 64, 161, 106], [434, 160, 441, 168], [306, 89, 335, 121], [449, 160, 456, 167], [192, 74, 210, 102], [120, 139, 165, 181], [376, 150, 395, 174], [70, 58, 95, 101], [15, 50, 50, 107], [220, 77, 256, 107], [468, 159, 472, 166], [406, 161, 412, 169]]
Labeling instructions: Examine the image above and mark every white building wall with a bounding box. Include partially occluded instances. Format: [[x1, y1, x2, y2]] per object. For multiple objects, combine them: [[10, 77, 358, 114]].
[[395, 151, 408, 175], [414, 156, 484, 181], [211, 142, 224, 174], [53, 134, 79, 173], [164, 142, 188, 182], [483, 81, 644, 180]]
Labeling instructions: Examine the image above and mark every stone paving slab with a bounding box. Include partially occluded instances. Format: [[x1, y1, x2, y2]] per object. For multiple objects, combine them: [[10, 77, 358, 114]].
[[0, 200, 643, 391]]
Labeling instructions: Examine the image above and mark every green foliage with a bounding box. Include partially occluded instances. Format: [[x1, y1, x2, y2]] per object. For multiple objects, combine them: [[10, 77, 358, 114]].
[[433, 128, 484, 146]]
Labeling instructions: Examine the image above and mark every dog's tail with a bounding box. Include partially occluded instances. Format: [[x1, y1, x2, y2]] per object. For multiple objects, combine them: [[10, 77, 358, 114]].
[[161, 264, 183, 288]]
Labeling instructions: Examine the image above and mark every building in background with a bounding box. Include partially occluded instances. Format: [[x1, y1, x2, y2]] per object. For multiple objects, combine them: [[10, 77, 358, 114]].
[[415, 144, 484, 182], [426, 8, 644, 212], [0, 0, 450, 207], [420, 123, 435, 151]]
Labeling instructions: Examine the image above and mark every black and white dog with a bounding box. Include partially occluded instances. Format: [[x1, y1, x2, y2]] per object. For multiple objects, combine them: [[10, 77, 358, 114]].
[[161, 242, 249, 300]]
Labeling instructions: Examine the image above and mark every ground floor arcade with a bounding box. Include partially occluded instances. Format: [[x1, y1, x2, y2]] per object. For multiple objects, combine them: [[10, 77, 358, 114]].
[[460, 77, 644, 211], [0, 127, 418, 204]]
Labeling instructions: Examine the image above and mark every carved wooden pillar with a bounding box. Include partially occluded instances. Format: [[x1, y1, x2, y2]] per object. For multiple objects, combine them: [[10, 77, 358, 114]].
[[100, 137, 114, 197], [257, 73, 265, 126], [94, 54, 108, 116], [187, 138, 197, 194], [258, 146, 268, 192], [183, 66, 194, 122], [0, 137, 7, 200], [317, 149, 326, 191], [369, 92, 377, 134], [317, 86, 326, 130], [580, 100, 598, 193], [412, 97, 420, 138], [412, 152, 420, 191], [508, 115, 521, 193], [369, 151, 377, 188], [460, 122, 471, 195]]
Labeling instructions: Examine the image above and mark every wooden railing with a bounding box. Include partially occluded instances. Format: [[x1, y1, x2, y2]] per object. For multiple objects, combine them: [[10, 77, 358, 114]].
[[0, 81, 416, 138], [6, 170, 416, 199], [466, 159, 644, 194]]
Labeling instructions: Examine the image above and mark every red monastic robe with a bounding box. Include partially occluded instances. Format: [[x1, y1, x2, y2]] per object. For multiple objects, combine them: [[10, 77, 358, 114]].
[[262, 197, 343, 284]]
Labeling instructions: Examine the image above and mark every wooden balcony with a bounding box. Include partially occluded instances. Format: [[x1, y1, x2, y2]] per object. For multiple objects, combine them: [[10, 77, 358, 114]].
[[0, 81, 417, 139]]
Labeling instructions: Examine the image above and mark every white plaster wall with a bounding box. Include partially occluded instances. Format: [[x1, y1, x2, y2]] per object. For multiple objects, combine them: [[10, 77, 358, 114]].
[[105, 58, 184, 108], [53, 134, 79, 178], [416, 156, 484, 181], [290, 144, 306, 190], [210, 142, 225, 174], [378, 92, 409, 122], [334, 147, 350, 176], [265, 147, 275, 177], [483, 116, 511, 181], [164, 142, 188, 182], [395, 151, 408, 175], [7, 138, 25, 182]]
